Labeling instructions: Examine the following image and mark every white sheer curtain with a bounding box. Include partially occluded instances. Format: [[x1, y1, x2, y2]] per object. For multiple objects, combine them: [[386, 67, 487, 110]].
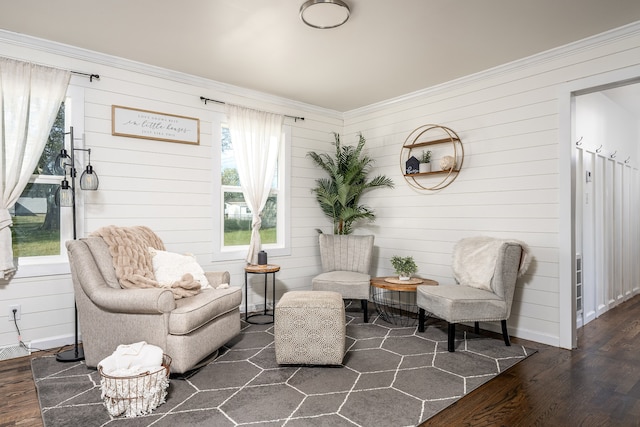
[[0, 58, 71, 279], [225, 104, 284, 264]]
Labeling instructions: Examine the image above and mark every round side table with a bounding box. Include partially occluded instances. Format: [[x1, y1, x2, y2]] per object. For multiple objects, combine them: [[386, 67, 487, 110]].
[[244, 264, 280, 324], [370, 276, 438, 326]]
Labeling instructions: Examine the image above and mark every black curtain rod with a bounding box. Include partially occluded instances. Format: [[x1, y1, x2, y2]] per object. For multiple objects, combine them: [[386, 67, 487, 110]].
[[71, 71, 100, 82], [199, 96, 304, 122]]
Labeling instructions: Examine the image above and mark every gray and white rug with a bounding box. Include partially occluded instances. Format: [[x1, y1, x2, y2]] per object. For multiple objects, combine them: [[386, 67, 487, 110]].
[[32, 308, 535, 427]]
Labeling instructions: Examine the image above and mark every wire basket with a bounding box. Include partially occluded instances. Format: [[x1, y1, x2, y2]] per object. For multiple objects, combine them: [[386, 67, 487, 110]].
[[371, 286, 419, 327], [99, 354, 171, 418]]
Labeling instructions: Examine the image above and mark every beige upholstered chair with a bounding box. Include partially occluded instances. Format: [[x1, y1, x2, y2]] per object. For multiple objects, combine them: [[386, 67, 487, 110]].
[[66, 237, 242, 374], [311, 234, 374, 322], [416, 236, 528, 352]]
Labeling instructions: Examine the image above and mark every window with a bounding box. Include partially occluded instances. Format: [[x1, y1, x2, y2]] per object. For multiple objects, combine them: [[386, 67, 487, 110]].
[[10, 86, 83, 276], [213, 119, 291, 261]]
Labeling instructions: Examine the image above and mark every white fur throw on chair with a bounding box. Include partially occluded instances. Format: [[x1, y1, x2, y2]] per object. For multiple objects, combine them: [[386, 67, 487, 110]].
[[452, 236, 531, 291]]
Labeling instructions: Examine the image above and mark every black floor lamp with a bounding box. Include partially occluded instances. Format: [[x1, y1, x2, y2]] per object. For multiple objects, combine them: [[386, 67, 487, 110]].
[[54, 126, 99, 362]]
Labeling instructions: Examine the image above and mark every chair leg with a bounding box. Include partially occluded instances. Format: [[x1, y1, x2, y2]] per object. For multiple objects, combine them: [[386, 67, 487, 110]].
[[501, 320, 511, 346], [448, 323, 456, 352], [418, 308, 425, 332], [361, 299, 368, 323], [474, 321, 480, 335]]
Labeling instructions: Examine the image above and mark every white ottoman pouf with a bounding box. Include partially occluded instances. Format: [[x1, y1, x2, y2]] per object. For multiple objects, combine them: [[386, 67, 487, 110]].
[[274, 291, 346, 365]]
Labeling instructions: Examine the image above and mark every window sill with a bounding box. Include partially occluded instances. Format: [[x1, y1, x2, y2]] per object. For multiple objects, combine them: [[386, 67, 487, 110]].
[[11, 261, 71, 279]]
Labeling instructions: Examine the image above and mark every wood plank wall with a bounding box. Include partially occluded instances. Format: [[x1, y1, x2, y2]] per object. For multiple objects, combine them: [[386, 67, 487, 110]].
[[342, 25, 640, 346], [0, 32, 339, 353]]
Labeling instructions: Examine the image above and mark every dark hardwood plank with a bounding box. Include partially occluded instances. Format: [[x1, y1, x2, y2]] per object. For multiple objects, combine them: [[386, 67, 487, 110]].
[[1, 296, 639, 427], [420, 295, 640, 426]]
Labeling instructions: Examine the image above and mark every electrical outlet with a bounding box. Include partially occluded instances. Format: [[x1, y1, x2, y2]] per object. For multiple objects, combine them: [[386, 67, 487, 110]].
[[8, 305, 21, 321]]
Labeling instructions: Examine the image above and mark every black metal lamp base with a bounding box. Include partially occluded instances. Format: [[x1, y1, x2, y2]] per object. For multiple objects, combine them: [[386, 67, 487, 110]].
[[55, 346, 85, 362]]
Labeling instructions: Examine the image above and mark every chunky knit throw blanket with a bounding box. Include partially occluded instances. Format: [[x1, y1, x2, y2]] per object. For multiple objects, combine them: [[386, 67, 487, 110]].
[[91, 225, 201, 299]]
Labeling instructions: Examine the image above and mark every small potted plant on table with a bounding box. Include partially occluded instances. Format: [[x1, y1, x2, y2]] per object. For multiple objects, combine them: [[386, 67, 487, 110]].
[[390, 256, 418, 281]]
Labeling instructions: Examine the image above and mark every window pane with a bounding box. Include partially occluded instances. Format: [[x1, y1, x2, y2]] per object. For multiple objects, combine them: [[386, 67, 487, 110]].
[[221, 125, 279, 248], [35, 103, 65, 175], [223, 190, 277, 246], [11, 183, 61, 257]]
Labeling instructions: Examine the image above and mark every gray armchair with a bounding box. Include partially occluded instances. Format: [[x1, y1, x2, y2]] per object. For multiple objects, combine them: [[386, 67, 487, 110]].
[[66, 237, 242, 374], [416, 236, 528, 352], [311, 234, 374, 322]]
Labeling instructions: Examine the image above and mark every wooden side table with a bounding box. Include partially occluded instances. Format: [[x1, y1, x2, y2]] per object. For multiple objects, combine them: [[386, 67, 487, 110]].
[[370, 276, 438, 326], [244, 264, 280, 324]]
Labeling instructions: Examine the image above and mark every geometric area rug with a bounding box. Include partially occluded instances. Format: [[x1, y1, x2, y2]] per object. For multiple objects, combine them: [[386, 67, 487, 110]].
[[32, 310, 536, 427]]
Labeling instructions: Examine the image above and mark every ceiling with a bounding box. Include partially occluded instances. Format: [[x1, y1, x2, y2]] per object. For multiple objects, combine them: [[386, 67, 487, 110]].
[[1, 0, 640, 112]]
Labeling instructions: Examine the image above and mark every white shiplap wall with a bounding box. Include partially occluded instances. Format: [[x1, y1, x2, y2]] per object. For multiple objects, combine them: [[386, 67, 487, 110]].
[[343, 23, 640, 347], [0, 31, 340, 353]]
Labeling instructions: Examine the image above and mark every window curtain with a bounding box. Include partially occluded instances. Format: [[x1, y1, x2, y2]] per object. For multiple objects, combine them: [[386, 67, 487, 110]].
[[225, 105, 283, 264], [0, 58, 71, 279]]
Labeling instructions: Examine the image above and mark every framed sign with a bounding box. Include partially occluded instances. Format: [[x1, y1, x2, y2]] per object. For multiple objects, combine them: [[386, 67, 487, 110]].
[[111, 105, 200, 145]]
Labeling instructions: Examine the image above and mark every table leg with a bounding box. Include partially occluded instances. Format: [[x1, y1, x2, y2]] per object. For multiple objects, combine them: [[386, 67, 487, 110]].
[[263, 273, 268, 315], [245, 270, 249, 321], [272, 272, 276, 320]]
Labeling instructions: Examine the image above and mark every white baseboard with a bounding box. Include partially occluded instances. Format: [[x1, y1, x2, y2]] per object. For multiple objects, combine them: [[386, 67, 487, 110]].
[[29, 334, 82, 352]]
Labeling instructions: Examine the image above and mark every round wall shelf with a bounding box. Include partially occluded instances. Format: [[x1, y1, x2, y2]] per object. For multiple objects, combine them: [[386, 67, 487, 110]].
[[400, 124, 464, 191]]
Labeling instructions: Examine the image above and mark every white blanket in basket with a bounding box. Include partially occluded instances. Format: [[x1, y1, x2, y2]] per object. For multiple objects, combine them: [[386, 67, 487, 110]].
[[99, 341, 163, 376], [98, 342, 169, 418]]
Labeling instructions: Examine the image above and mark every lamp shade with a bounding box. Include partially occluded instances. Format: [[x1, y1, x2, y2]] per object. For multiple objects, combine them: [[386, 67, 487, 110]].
[[54, 149, 71, 174], [300, 0, 350, 29], [80, 164, 99, 190], [59, 178, 74, 207]]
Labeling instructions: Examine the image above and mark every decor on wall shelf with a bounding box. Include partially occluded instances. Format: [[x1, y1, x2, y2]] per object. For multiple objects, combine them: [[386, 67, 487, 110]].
[[399, 124, 464, 191], [439, 155, 456, 171], [406, 156, 420, 174], [419, 150, 432, 173], [111, 105, 200, 145]]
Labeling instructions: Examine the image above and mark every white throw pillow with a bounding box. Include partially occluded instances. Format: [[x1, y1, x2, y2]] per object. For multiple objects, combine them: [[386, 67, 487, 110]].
[[148, 247, 211, 289]]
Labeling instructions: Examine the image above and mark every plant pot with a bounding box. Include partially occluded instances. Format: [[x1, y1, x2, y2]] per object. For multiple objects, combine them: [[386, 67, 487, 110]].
[[419, 163, 431, 173], [398, 275, 411, 281]]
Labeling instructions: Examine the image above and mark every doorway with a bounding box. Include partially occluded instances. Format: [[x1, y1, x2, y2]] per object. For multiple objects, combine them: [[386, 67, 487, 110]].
[[574, 81, 640, 328]]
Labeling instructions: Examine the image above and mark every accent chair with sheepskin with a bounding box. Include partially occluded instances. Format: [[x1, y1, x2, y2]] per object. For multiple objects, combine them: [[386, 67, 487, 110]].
[[416, 236, 530, 352], [66, 225, 242, 374]]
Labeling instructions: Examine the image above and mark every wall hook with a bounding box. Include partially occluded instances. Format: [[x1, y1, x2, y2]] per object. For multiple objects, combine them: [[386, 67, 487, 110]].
[[575, 136, 583, 146], [625, 156, 631, 164], [596, 145, 602, 153], [610, 151, 617, 159]]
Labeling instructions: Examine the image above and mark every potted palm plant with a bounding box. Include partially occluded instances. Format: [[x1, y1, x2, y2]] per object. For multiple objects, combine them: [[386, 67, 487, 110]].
[[307, 133, 394, 234], [390, 255, 418, 280]]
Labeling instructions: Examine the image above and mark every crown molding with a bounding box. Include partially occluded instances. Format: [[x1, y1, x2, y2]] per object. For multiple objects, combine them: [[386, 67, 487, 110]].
[[345, 20, 640, 119], [0, 29, 343, 121]]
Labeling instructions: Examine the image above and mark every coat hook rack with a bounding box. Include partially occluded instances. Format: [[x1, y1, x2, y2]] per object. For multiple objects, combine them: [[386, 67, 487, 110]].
[[575, 136, 583, 145], [610, 151, 617, 159], [596, 145, 603, 153]]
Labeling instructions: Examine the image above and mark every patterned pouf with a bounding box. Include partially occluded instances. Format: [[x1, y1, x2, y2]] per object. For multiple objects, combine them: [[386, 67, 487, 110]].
[[274, 290, 346, 365]]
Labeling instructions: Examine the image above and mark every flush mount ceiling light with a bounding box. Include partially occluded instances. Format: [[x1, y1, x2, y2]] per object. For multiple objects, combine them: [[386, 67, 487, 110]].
[[300, 0, 350, 29]]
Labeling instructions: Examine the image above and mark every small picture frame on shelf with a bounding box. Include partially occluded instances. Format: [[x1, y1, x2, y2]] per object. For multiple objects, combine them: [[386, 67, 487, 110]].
[[406, 156, 420, 174]]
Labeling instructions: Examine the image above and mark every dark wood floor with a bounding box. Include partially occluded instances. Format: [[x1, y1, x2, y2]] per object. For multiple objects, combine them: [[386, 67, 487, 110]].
[[1, 296, 639, 427], [422, 295, 640, 427]]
